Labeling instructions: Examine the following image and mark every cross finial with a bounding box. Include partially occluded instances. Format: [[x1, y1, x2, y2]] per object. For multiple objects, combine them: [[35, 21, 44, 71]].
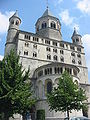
[[46, 0, 49, 9]]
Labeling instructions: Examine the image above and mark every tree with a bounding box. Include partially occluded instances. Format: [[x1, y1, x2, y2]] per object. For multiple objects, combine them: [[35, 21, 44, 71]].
[[0, 50, 35, 120], [47, 71, 87, 119]]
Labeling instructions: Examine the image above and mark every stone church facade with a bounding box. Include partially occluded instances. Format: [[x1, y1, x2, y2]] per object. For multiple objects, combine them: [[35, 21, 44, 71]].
[[5, 8, 90, 120]]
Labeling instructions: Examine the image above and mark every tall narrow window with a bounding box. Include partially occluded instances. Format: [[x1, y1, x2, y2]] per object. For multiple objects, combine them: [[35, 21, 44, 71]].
[[47, 81, 52, 94], [33, 52, 37, 57], [16, 20, 19, 25], [46, 47, 51, 52], [25, 42, 29, 47], [60, 50, 64, 54], [42, 22, 47, 29], [51, 22, 56, 29], [53, 49, 57, 53], [77, 47, 81, 52], [77, 54, 81, 58], [47, 54, 51, 60], [60, 56, 64, 62], [24, 51, 28, 56], [72, 59, 75, 64], [53, 55, 58, 61], [78, 60, 82, 65]]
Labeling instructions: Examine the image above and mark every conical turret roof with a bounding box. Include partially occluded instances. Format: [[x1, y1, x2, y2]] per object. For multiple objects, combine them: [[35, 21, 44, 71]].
[[42, 8, 54, 17], [72, 27, 81, 37], [13, 10, 19, 17], [72, 28, 78, 36], [9, 10, 21, 22]]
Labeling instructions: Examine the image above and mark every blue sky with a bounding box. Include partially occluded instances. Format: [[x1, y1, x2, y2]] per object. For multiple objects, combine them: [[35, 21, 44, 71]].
[[0, 0, 90, 82]]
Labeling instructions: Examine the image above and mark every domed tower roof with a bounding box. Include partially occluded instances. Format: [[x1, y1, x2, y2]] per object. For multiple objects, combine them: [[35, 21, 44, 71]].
[[35, 8, 62, 41]]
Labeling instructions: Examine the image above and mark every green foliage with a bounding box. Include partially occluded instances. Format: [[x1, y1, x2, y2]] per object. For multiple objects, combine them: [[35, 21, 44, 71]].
[[47, 71, 87, 117], [0, 50, 35, 119], [37, 109, 45, 120]]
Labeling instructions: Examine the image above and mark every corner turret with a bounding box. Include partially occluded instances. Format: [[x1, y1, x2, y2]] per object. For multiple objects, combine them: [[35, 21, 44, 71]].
[[5, 10, 21, 55], [71, 28, 82, 46], [9, 10, 21, 30]]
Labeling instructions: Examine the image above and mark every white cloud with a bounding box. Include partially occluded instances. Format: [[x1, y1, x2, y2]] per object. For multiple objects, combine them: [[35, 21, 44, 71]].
[[0, 11, 14, 34], [57, 0, 63, 4], [77, 0, 90, 14], [59, 9, 80, 30], [54, 0, 63, 6], [82, 34, 90, 72], [0, 55, 4, 60], [73, 24, 80, 31], [59, 9, 73, 26]]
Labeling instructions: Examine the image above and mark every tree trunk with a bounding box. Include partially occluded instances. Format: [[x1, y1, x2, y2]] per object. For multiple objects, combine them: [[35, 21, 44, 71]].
[[67, 109, 69, 120], [3, 113, 9, 120], [22, 113, 27, 120]]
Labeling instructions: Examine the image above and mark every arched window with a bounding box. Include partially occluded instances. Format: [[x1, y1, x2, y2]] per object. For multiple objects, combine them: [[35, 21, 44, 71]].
[[16, 20, 19, 25], [44, 68, 52, 75], [47, 81, 52, 94], [47, 54, 51, 60], [71, 52, 75, 57], [60, 56, 64, 62], [78, 60, 82, 65], [51, 22, 56, 29], [42, 22, 47, 29], [60, 50, 64, 54], [46, 47, 51, 52], [25, 42, 29, 47], [33, 52, 37, 57], [72, 59, 75, 64], [24, 51, 28, 55], [77, 54, 81, 58], [53, 55, 58, 61], [11, 20, 14, 24], [76, 39, 79, 42]]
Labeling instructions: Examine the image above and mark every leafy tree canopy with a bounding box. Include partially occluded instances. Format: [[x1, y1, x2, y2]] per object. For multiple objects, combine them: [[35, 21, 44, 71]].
[[47, 71, 87, 118], [0, 50, 35, 120]]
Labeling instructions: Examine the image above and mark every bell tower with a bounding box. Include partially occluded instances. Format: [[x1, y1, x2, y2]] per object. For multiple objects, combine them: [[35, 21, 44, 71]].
[[5, 10, 21, 55], [35, 8, 62, 41]]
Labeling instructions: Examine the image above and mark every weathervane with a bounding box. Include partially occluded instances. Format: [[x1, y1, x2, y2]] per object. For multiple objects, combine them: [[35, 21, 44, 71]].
[[46, 0, 49, 9]]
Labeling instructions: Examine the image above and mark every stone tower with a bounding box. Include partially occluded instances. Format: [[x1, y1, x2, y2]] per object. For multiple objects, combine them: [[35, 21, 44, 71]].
[[5, 10, 21, 55], [35, 8, 62, 41], [71, 28, 82, 46]]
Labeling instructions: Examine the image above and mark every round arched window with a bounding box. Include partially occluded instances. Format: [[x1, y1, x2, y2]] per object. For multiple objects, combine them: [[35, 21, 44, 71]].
[[16, 20, 19, 25], [42, 22, 47, 29], [51, 22, 56, 29], [11, 20, 14, 24]]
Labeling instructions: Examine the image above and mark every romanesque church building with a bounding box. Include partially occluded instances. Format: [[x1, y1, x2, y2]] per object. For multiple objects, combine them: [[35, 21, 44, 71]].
[[5, 8, 90, 120]]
